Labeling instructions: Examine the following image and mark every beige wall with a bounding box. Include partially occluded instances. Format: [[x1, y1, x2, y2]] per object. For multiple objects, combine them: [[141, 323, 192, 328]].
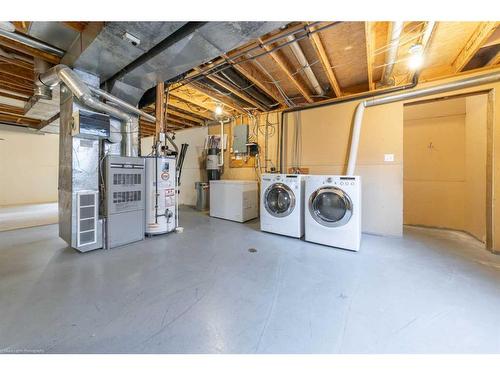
[[210, 102, 403, 237], [403, 98, 467, 230], [284, 101, 404, 237], [206, 68, 500, 249], [0, 126, 59, 206], [141, 126, 208, 206], [465, 95, 487, 242], [403, 95, 487, 242]]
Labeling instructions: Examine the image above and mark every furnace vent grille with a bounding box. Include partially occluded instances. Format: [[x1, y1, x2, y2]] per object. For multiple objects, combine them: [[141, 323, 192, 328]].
[[76, 191, 98, 247]]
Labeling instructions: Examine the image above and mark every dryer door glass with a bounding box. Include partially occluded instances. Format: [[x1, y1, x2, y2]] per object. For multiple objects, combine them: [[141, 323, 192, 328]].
[[264, 183, 296, 218], [309, 187, 353, 227]]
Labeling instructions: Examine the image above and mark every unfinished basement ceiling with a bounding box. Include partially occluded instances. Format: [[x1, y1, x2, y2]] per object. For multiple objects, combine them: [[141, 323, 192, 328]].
[[0, 21, 499, 137]]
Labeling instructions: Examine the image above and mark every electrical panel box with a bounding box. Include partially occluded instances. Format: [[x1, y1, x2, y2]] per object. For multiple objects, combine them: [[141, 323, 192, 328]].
[[104, 155, 145, 248], [233, 124, 249, 154], [72, 109, 110, 139]]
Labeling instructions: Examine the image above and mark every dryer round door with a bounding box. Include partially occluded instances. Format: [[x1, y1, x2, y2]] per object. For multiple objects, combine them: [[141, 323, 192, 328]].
[[308, 186, 353, 227], [264, 183, 296, 218]]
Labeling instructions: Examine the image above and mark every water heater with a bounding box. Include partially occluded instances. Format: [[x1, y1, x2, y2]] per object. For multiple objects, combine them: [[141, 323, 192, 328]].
[[144, 156, 177, 235]]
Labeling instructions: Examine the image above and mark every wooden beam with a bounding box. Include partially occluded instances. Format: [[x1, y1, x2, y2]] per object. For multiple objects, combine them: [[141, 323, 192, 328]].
[[140, 118, 184, 131], [0, 36, 60, 64], [62, 22, 89, 33], [11, 22, 30, 34], [165, 115, 196, 128], [188, 82, 247, 114], [155, 81, 165, 138], [224, 54, 287, 107], [193, 67, 267, 111], [171, 83, 244, 115], [166, 108, 204, 124], [364, 22, 375, 91], [0, 82, 32, 96], [308, 23, 342, 97], [0, 112, 41, 127], [0, 103, 24, 115], [453, 22, 499, 72], [0, 55, 33, 70], [258, 38, 313, 103], [0, 90, 27, 102], [37, 112, 60, 130], [486, 50, 500, 67], [0, 63, 34, 81], [167, 97, 213, 121]]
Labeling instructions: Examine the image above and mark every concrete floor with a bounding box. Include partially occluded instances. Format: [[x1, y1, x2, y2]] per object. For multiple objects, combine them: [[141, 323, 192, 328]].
[[0, 203, 58, 232], [1, 206, 500, 354]]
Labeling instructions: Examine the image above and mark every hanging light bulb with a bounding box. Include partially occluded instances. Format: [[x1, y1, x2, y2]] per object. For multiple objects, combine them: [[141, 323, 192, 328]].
[[214, 104, 223, 116], [408, 44, 424, 70]]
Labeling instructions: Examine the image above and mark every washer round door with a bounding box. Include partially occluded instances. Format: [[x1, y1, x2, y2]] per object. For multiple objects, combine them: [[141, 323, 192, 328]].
[[308, 186, 353, 227], [264, 183, 296, 218]]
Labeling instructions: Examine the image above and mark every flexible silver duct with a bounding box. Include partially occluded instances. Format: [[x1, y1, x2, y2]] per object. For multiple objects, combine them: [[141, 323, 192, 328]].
[[380, 21, 404, 87], [346, 70, 500, 175]]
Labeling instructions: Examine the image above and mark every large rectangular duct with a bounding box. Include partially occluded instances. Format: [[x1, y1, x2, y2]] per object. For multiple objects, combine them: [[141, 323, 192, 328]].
[[58, 71, 104, 252], [72, 22, 287, 105]]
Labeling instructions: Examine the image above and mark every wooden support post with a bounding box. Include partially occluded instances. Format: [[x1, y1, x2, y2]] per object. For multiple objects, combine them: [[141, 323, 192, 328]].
[[155, 81, 165, 139]]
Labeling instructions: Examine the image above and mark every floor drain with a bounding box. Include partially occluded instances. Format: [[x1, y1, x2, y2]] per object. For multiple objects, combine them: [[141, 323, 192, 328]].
[[248, 248, 257, 253]]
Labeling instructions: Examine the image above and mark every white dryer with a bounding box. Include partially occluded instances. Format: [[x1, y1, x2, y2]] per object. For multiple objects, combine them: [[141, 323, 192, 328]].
[[260, 174, 305, 238], [304, 175, 362, 251]]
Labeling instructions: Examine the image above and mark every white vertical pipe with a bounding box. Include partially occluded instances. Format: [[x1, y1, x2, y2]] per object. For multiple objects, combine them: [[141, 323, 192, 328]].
[[346, 103, 366, 175], [218, 120, 224, 167]]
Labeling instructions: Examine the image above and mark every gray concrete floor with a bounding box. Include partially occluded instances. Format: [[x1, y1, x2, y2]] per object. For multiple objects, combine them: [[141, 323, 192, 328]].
[[1, 206, 500, 354]]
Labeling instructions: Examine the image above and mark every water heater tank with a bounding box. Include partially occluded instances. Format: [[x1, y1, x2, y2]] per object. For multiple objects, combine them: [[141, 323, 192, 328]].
[[144, 156, 177, 235]]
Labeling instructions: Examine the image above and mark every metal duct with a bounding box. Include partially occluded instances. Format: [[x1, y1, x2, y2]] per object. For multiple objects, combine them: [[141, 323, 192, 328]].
[[346, 70, 500, 175], [37, 64, 143, 156], [104, 22, 208, 88], [286, 35, 324, 96], [379, 21, 404, 87], [0, 29, 65, 57], [73, 22, 287, 105]]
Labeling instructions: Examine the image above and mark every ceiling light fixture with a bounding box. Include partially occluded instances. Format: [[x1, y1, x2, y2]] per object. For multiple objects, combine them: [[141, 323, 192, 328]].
[[408, 44, 424, 70], [214, 104, 223, 116]]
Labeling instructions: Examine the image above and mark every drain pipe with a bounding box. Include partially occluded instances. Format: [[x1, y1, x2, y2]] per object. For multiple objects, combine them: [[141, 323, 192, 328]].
[[346, 70, 500, 175], [286, 35, 324, 96], [379, 21, 404, 87]]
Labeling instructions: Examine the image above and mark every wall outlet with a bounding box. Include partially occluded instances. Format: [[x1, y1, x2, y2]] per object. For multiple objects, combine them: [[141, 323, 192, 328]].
[[384, 154, 395, 162]]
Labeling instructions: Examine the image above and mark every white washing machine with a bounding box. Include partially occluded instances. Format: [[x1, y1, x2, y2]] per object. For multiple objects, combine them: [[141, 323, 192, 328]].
[[305, 175, 361, 251], [260, 174, 305, 238]]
